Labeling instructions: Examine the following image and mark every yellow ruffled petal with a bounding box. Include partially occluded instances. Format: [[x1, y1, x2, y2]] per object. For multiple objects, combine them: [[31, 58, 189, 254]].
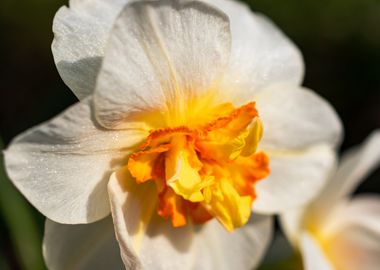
[[197, 102, 262, 161], [158, 188, 187, 227], [165, 136, 205, 202], [127, 102, 269, 231], [209, 179, 252, 232], [128, 144, 170, 183], [241, 117, 263, 156]]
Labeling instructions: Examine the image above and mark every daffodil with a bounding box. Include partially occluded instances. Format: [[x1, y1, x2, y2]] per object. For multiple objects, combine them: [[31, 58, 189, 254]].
[[281, 131, 380, 270], [5, 0, 342, 269]]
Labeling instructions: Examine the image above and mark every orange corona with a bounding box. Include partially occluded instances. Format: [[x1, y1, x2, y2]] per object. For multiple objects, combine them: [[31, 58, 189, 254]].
[[127, 102, 270, 231]]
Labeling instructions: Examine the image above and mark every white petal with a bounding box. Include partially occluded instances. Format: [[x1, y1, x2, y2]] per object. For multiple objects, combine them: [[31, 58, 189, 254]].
[[4, 99, 145, 224], [279, 207, 306, 247], [300, 232, 334, 270], [94, 0, 231, 129], [323, 196, 380, 270], [107, 167, 195, 270], [193, 215, 273, 270], [205, 0, 304, 98], [318, 130, 380, 204], [108, 167, 273, 270], [43, 217, 124, 270], [334, 196, 380, 232], [281, 131, 380, 247], [254, 145, 336, 213], [52, 0, 129, 99], [256, 85, 342, 150]]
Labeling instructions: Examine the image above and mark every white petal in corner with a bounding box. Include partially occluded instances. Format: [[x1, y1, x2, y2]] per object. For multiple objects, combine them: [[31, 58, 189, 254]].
[[324, 196, 380, 270], [255, 86, 342, 151], [43, 217, 124, 270], [279, 207, 306, 247], [253, 145, 336, 213], [108, 167, 272, 270], [4, 99, 145, 224], [94, 0, 231, 129], [301, 233, 334, 270], [52, 0, 129, 99], [193, 215, 273, 270], [108, 167, 195, 270], [204, 0, 304, 99], [318, 130, 380, 204]]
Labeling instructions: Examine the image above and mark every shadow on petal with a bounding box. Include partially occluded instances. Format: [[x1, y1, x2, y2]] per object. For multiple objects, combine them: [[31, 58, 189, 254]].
[[56, 57, 103, 99]]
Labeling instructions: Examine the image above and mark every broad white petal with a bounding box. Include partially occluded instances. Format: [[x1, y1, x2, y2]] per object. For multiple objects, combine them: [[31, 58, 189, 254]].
[[109, 167, 272, 269], [4, 99, 145, 224], [194, 215, 273, 270], [94, 0, 231, 129], [43, 217, 124, 270], [108, 167, 195, 270], [52, 0, 129, 99], [253, 86, 341, 213], [256, 85, 342, 150], [254, 145, 336, 213], [318, 130, 380, 204], [324, 196, 380, 270], [300, 233, 334, 270], [279, 207, 306, 247], [205, 0, 304, 99]]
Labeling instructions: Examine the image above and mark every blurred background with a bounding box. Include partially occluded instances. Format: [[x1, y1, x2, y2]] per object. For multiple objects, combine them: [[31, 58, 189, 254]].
[[0, 0, 379, 269]]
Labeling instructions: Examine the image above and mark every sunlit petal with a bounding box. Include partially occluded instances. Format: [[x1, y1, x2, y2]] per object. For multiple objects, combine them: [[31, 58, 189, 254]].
[[256, 85, 342, 150], [4, 98, 145, 224], [254, 145, 336, 213], [52, 0, 129, 99], [205, 0, 304, 99], [94, 0, 231, 129], [107, 167, 195, 270]]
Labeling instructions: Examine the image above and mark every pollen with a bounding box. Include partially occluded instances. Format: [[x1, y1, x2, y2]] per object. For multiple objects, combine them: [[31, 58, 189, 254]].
[[127, 102, 270, 231]]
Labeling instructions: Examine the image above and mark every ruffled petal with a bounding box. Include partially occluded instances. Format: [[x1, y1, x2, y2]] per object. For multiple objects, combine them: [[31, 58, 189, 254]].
[[205, 0, 304, 99], [193, 215, 273, 270], [52, 0, 129, 99], [4, 98, 145, 224], [107, 167, 195, 270], [94, 0, 231, 129], [253, 145, 336, 213], [43, 217, 124, 270]]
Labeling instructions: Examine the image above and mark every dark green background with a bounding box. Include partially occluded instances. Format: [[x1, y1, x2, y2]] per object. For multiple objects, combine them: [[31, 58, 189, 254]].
[[1, 0, 379, 269]]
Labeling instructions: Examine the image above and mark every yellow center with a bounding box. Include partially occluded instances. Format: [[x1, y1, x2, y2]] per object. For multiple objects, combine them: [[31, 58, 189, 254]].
[[127, 102, 270, 231]]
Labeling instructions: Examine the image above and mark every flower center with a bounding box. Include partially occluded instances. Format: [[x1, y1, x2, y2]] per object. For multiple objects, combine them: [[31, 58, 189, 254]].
[[127, 102, 270, 231]]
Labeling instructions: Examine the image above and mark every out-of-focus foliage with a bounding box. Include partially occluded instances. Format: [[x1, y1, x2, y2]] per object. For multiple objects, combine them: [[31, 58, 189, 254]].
[[0, 0, 379, 269]]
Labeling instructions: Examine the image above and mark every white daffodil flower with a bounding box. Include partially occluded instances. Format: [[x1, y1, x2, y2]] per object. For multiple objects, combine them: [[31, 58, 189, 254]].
[[281, 131, 380, 270], [4, 0, 342, 269]]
